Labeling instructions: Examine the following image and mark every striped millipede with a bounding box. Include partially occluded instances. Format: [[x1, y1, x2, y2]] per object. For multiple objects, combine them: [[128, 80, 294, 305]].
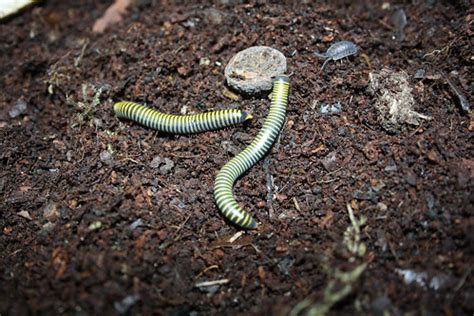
[[213, 75, 290, 229], [114, 101, 253, 134]]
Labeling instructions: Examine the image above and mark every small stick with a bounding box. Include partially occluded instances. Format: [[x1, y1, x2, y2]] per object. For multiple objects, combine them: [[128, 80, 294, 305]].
[[229, 231, 243, 243], [263, 156, 274, 218], [446, 78, 470, 113], [195, 279, 230, 287]]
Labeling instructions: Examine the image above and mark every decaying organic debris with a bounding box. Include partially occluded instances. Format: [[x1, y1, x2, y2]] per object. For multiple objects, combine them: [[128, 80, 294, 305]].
[[368, 68, 431, 133]]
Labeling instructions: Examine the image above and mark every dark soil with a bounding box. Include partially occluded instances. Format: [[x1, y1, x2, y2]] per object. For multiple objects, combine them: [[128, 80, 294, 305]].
[[1, 1, 472, 315]]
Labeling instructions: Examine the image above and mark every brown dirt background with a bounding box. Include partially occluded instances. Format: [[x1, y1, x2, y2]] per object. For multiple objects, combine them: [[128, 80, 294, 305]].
[[0, 1, 472, 315]]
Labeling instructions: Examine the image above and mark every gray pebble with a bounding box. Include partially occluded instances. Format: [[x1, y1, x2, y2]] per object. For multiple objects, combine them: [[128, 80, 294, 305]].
[[414, 69, 426, 79], [60, 206, 70, 220], [225, 46, 287, 95], [114, 294, 140, 314], [203, 8, 225, 25], [99, 150, 113, 162], [150, 156, 162, 168], [320, 102, 342, 115], [321, 151, 339, 171], [277, 256, 295, 276], [159, 158, 175, 175], [129, 218, 144, 230], [9, 100, 27, 118], [42, 201, 59, 221], [221, 140, 240, 156], [405, 171, 417, 186]]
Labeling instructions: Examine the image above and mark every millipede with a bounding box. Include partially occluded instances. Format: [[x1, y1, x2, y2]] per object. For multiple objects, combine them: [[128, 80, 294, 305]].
[[213, 75, 290, 229], [114, 101, 253, 134]]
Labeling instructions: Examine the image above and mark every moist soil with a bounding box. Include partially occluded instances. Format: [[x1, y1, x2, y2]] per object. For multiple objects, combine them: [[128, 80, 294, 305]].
[[1, 1, 472, 315]]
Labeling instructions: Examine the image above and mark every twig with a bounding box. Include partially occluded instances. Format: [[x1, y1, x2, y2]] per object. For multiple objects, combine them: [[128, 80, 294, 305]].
[[195, 279, 230, 287], [263, 156, 274, 218], [195, 265, 219, 279], [74, 39, 89, 67], [452, 266, 472, 293], [172, 214, 191, 241], [446, 78, 471, 113], [228, 231, 243, 243]]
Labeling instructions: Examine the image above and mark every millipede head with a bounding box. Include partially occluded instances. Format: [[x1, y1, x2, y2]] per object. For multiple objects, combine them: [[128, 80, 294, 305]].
[[241, 111, 253, 121], [113, 102, 121, 113], [274, 74, 290, 83]]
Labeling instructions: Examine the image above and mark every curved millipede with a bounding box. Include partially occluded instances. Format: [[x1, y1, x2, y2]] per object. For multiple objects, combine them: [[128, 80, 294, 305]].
[[114, 101, 253, 134], [214, 75, 290, 229]]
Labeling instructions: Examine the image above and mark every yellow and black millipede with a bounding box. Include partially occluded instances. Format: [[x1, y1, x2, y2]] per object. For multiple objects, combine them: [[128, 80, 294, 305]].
[[214, 75, 290, 229], [113, 101, 253, 134]]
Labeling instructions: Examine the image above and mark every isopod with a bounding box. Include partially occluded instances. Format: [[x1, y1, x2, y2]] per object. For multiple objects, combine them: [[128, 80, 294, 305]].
[[314, 40, 359, 71]]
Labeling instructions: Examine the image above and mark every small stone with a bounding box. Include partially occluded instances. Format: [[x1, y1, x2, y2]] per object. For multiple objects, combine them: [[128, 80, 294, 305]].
[[225, 46, 287, 95], [426, 150, 439, 163], [100, 150, 113, 162], [414, 69, 425, 79], [129, 218, 144, 230], [9, 100, 27, 118], [114, 294, 140, 314], [321, 151, 338, 171], [203, 8, 225, 25], [376, 202, 388, 211], [159, 158, 174, 175], [66, 150, 74, 162], [41, 222, 55, 234], [320, 102, 342, 115], [221, 140, 240, 156], [384, 164, 398, 172], [43, 201, 59, 221], [405, 171, 417, 186], [277, 256, 295, 276], [60, 207, 70, 220], [353, 188, 377, 202], [93, 118, 103, 128], [88, 221, 102, 231], [17, 210, 32, 220], [199, 57, 211, 66], [150, 156, 162, 168]]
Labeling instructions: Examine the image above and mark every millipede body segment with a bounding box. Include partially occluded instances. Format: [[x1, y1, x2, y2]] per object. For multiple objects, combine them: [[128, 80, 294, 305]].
[[213, 75, 290, 229], [114, 101, 252, 134]]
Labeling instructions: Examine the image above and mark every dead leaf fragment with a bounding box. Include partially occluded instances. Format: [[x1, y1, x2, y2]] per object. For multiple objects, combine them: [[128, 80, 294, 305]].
[[368, 68, 431, 133]]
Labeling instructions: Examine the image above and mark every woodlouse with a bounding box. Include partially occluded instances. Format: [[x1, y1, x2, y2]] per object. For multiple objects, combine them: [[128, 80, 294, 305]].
[[314, 40, 359, 71]]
